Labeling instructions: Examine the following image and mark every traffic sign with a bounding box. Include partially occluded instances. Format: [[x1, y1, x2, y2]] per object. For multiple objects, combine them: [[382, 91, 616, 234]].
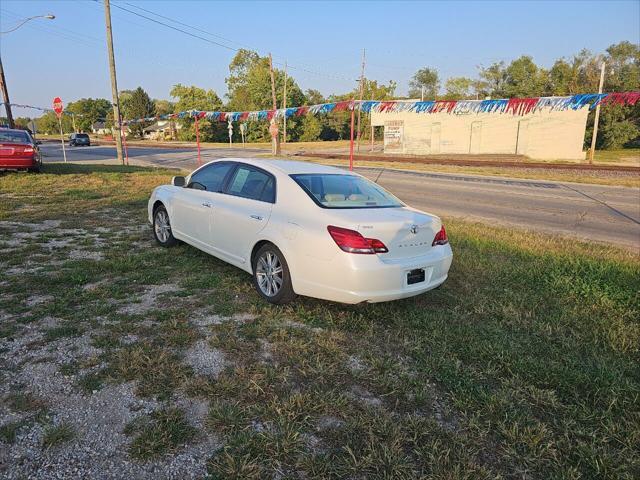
[[269, 119, 279, 138], [52, 97, 64, 118]]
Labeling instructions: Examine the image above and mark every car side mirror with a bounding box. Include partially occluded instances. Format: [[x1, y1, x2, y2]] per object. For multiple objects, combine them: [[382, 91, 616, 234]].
[[172, 176, 186, 187], [35, 140, 42, 145]]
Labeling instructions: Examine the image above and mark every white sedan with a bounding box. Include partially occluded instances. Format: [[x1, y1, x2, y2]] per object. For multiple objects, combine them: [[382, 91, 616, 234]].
[[148, 159, 453, 304]]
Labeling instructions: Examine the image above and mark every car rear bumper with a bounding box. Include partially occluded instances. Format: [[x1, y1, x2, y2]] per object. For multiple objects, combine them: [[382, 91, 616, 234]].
[[293, 244, 453, 304], [0, 157, 38, 169]]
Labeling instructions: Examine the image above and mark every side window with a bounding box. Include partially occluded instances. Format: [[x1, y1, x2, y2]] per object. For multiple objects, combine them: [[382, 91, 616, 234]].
[[188, 163, 233, 191], [226, 166, 275, 203]]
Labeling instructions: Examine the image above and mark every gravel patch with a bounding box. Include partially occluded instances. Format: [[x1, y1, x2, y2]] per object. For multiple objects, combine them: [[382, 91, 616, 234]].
[[349, 385, 383, 408], [25, 295, 54, 308], [190, 312, 257, 333], [316, 415, 345, 431], [117, 284, 180, 315], [69, 250, 104, 261], [346, 355, 365, 373], [184, 340, 226, 377]]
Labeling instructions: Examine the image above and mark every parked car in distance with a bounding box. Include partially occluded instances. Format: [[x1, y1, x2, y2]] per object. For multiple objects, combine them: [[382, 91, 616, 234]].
[[148, 159, 453, 305], [69, 133, 90, 146], [0, 128, 42, 172]]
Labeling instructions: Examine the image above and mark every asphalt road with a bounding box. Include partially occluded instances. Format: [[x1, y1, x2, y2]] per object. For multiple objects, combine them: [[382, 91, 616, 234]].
[[41, 143, 640, 251]]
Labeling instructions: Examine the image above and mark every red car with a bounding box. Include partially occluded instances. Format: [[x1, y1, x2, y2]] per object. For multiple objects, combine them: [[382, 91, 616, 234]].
[[0, 128, 42, 172]]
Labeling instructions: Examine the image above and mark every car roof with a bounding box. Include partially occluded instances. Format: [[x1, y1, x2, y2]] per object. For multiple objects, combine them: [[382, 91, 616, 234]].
[[0, 128, 30, 134], [207, 158, 352, 176]]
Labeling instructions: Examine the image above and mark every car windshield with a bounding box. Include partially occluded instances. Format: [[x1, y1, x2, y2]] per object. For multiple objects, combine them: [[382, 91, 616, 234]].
[[291, 173, 403, 209], [0, 130, 31, 144]]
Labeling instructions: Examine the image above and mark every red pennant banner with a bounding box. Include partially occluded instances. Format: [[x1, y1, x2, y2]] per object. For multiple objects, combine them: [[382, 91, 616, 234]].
[[432, 101, 457, 113], [506, 98, 539, 115]]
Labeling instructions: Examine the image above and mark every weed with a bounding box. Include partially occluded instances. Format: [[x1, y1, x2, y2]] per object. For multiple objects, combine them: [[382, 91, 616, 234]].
[[126, 407, 197, 460], [42, 423, 75, 448]]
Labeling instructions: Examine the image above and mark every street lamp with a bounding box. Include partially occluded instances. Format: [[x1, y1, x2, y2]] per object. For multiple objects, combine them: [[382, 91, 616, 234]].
[[1, 14, 55, 35], [0, 14, 55, 128]]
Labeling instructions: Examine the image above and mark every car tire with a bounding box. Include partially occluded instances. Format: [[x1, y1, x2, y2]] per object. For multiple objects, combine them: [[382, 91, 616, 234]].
[[252, 243, 297, 305], [153, 205, 178, 247]]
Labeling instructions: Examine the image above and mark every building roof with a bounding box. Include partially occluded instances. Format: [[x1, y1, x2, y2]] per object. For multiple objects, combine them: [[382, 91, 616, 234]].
[[144, 122, 171, 132]]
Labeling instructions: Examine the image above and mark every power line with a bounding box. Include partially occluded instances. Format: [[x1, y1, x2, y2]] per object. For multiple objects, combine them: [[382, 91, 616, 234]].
[[108, 1, 355, 82], [121, 1, 252, 50], [108, 2, 239, 52]]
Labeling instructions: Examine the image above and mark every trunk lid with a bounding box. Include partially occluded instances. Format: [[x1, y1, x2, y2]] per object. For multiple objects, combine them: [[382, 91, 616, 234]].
[[329, 207, 441, 260], [0, 143, 33, 158]]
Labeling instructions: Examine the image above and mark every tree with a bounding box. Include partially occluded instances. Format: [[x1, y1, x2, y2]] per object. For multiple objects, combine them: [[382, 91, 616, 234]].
[[443, 77, 474, 100], [170, 84, 223, 142], [66, 98, 111, 133], [605, 41, 640, 92], [225, 49, 306, 142], [304, 89, 325, 105], [502, 56, 548, 97], [35, 111, 73, 135], [408, 68, 439, 99], [478, 62, 507, 97], [120, 87, 155, 138], [154, 99, 174, 116]]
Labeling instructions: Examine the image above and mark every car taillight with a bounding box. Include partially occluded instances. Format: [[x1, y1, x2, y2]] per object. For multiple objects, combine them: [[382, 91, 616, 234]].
[[432, 225, 448, 246], [327, 225, 388, 254], [24, 146, 34, 154]]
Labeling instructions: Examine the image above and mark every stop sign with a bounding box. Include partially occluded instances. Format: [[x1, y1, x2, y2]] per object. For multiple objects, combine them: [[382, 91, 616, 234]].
[[52, 97, 64, 118]]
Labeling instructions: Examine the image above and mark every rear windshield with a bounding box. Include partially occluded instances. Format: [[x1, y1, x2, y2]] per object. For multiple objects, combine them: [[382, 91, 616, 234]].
[[0, 130, 31, 144], [291, 173, 403, 209], [76, 133, 89, 139]]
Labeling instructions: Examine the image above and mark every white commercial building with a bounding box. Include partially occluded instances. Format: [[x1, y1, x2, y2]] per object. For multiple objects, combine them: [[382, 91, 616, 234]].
[[371, 103, 590, 160]]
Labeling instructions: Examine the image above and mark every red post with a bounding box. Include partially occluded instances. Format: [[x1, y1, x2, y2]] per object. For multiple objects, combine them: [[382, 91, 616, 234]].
[[194, 115, 201, 165], [120, 117, 129, 165], [349, 102, 355, 171]]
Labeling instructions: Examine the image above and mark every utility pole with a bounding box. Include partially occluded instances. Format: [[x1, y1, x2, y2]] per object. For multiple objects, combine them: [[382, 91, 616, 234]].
[[268, 53, 280, 155], [0, 56, 15, 128], [282, 61, 287, 145], [103, 0, 124, 165], [421, 86, 425, 102], [71, 113, 77, 133], [588, 62, 606, 164], [356, 48, 365, 152]]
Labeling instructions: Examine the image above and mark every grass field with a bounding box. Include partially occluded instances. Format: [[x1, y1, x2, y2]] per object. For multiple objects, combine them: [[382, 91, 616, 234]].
[[1, 164, 638, 478]]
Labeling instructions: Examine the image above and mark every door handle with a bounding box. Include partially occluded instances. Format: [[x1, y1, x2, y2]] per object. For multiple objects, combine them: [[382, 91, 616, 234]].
[[250, 214, 263, 220], [202, 202, 212, 208]]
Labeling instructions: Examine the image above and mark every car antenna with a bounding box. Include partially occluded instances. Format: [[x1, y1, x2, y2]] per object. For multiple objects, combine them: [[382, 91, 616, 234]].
[[374, 167, 386, 184]]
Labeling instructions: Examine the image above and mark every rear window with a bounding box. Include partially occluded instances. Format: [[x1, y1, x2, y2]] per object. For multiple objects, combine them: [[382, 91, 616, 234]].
[[0, 130, 31, 144], [76, 133, 89, 139], [291, 173, 403, 209]]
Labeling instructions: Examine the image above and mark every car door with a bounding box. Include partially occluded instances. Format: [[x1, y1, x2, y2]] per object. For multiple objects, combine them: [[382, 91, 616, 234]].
[[209, 164, 275, 266], [170, 162, 234, 249]]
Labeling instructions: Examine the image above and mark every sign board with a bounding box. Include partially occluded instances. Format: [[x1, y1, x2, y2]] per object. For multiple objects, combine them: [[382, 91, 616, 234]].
[[52, 97, 64, 118], [383, 120, 404, 153], [269, 119, 279, 138]]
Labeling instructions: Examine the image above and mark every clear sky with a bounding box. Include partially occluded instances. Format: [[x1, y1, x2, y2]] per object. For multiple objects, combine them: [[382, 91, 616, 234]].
[[1, 0, 639, 117]]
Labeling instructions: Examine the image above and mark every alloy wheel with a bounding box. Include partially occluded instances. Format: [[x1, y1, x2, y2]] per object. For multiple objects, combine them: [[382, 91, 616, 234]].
[[255, 251, 283, 297], [154, 209, 171, 243]]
